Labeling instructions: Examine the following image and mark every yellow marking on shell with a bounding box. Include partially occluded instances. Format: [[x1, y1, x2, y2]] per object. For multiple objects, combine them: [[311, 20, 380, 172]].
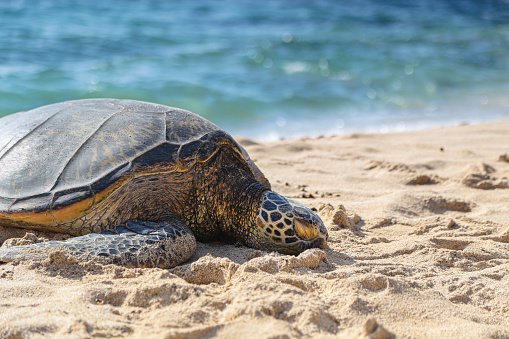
[[54, 171, 134, 230], [294, 220, 318, 240], [51, 196, 94, 224], [132, 162, 177, 176], [133, 169, 173, 178], [0, 210, 56, 227], [93, 172, 133, 206]]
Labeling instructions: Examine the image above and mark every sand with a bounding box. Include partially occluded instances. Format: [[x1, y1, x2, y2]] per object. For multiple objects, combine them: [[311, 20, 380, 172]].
[[1, 120, 509, 338]]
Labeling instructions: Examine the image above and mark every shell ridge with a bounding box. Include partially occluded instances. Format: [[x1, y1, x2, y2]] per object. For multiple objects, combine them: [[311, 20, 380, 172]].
[[6, 197, 16, 211], [48, 104, 127, 192], [8, 192, 54, 213], [0, 102, 74, 164], [48, 210, 58, 224], [0, 136, 14, 158]]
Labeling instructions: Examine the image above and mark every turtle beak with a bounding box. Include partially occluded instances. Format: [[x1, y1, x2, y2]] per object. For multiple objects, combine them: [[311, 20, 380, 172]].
[[295, 219, 328, 250], [313, 237, 327, 249]]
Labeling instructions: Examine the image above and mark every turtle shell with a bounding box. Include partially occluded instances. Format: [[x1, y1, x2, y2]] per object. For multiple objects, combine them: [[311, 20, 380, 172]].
[[0, 99, 263, 228]]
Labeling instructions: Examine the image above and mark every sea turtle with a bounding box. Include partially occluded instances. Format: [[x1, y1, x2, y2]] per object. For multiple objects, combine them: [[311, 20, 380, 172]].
[[0, 99, 328, 268]]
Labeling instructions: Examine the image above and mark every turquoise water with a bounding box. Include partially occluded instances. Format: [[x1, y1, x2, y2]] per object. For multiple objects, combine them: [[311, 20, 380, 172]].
[[1, 0, 509, 140]]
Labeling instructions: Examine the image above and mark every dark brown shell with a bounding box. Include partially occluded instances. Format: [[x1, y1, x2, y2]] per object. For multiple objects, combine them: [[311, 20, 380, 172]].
[[0, 99, 258, 217]]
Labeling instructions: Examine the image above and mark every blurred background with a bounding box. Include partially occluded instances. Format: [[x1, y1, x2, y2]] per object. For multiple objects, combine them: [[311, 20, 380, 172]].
[[1, 0, 509, 140]]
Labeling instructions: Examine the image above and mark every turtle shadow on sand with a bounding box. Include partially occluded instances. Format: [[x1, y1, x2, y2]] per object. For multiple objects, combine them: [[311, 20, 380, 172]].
[[0, 225, 353, 287]]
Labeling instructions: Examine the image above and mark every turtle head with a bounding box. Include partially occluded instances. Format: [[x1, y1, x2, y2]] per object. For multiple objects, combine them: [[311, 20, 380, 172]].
[[248, 191, 328, 254]]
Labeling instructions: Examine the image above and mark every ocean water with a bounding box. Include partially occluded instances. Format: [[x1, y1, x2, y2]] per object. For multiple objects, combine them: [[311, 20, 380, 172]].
[[1, 0, 509, 140]]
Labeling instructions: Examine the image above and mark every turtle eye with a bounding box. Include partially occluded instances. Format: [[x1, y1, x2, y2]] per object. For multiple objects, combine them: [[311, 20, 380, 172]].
[[294, 219, 318, 240]]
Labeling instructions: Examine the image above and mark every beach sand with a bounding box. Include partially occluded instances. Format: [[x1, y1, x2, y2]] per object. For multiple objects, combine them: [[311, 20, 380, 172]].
[[1, 120, 508, 338]]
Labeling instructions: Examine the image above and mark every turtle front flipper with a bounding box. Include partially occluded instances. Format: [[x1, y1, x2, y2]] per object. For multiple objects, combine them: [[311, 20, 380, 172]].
[[0, 218, 196, 268]]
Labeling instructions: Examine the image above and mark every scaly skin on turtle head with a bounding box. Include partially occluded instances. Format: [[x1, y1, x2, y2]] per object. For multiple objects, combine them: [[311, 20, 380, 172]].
[[248, 191, 328, 254]]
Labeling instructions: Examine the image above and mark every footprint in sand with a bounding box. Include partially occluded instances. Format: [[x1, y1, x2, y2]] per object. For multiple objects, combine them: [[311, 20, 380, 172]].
[[388, 193, 473, 218], [461, 162, 509, 189], [406, 174, 441, 185]]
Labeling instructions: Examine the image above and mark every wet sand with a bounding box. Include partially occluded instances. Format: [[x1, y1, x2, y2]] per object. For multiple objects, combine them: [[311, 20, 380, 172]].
[[1, 120, 509, 338]]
